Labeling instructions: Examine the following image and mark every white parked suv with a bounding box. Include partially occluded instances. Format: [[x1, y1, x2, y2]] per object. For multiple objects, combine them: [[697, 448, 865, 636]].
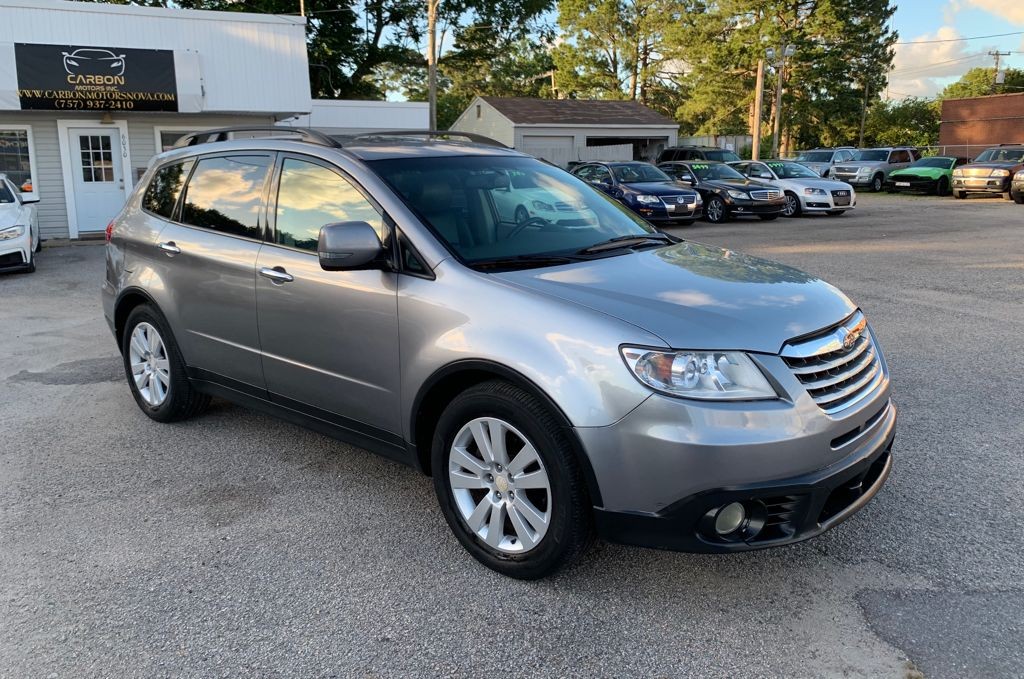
[[829, 147, 920, 192], [730, 160, 856, 217], [0, 174, 40, 273]]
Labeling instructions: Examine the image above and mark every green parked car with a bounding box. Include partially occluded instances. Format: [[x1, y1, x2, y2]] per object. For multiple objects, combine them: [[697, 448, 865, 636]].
[[885, 156, 967, 196]]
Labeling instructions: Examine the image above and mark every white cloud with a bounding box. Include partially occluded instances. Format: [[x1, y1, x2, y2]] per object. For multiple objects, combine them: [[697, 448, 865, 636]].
[[887, 26, 987, 98], [964, 0, 1024, 24]]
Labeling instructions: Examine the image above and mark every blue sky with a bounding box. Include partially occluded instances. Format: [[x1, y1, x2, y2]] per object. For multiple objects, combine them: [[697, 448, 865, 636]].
[[888, 0, 1024, 98]]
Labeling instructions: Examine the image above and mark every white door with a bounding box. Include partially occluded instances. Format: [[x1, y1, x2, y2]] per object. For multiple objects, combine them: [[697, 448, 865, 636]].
[[69, 128, 125, 233]]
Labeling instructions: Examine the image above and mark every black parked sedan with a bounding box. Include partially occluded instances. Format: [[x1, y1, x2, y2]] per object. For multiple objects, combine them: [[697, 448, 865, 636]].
[[570, 161, 702, 225], [658, 161, 785, 223]]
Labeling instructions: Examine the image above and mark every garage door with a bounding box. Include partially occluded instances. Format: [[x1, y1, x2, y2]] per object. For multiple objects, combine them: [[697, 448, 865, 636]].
[[520, 135, 574, 168]]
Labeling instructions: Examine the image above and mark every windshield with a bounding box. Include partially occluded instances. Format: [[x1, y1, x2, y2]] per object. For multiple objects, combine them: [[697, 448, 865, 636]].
[[795, 151, 833, 162], [610, 164, 672, 183], [704, 150, 741, 162], [369, 155, 658, 266], [911, 157, 956, 169], [0, 183, 14, 204], [765, 161, 818, 179], [853, 150, 889, 162], [690, 163, 746, 181], [974, 148, 1024, 163]]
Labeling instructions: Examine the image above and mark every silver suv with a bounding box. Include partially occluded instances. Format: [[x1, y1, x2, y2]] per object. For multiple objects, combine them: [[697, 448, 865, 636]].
[[102, 127, 896, 579], [793, 147, 857, 177], [830, 147, 921, 192]]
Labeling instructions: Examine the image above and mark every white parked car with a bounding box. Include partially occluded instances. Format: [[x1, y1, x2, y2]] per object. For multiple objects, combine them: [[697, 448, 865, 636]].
[[492, 169, 597, 227], [729, 160, 856, 217], [0, 174, 40, 273]]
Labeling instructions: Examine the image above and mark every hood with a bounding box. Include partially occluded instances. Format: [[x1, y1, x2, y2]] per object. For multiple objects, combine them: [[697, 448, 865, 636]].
[[494, 241, 856, 354], [0, 205, 21, 229], [701, 178, 773, 192], [778, 177, 851, 191], [838, 160, 885, 169], [890, 166, 944, 177], [621, 181, 698, 196], [962, 161, 1021, 170]]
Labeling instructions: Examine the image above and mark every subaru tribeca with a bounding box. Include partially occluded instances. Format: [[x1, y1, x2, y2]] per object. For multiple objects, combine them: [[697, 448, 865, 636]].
[[102, 127, 895, 579]]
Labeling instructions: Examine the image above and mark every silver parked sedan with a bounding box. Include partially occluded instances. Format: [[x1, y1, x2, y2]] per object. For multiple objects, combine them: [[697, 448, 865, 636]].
[[102, 127, 895, 579]]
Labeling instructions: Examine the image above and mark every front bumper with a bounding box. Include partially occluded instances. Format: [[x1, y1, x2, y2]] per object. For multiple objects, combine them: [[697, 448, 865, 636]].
[[727, 198, 785, 216], [0, 243, 31, 271], [633, 203, 703, 223], [885, 177, 937, 193], [800, 191, 855, 211], [952, 176, 1011, 195]]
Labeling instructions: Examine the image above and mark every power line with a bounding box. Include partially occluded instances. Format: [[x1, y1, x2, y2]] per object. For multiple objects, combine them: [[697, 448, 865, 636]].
[[889, 53, 987, 76], [894, 30, 1024, 46]]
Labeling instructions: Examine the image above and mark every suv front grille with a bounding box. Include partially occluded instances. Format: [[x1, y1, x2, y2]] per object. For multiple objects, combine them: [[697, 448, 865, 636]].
[[781, 311, 883, 415], [750, 189, 781, 200]]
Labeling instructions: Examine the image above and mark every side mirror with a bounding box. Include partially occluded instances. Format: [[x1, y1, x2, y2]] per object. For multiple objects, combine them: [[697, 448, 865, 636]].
[[317, 221, 384, 271], [22, 197, 39, 204]]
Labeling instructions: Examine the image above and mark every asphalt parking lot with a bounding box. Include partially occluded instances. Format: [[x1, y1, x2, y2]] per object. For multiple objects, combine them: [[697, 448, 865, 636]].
[[2, 192, 1023, 678]]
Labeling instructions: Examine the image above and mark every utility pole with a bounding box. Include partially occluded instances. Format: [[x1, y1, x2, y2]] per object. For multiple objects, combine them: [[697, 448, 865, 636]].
[[299, 0, 304, 16], [859, 80, 869, 148], [427, 0, 441, 130], [989, 51, 1010, 94], [767, 45, 794, 159], [752, 59, 764, 160]]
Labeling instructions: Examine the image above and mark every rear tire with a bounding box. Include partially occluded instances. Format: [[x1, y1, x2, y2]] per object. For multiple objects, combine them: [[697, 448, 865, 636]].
[[936, 177, 949, 197], [121, 304, 210, 423], [431, 380, 593, 579]]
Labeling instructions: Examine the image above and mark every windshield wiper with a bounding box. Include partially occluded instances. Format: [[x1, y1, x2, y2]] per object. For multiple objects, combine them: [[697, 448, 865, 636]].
[[471, 254, 577, 271], [576, 233, 674, 255]]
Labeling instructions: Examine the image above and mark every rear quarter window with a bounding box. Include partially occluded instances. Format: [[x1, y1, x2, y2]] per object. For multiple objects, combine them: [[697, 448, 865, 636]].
[[142, 160, 194, 219]]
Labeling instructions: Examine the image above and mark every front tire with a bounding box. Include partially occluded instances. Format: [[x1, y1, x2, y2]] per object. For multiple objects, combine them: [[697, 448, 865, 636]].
[[936, 177, 949, 196], [121, 304, 210, 423], [705, 196, 729, 223], [1014, 193, 1024, 205], [782, 192, 801, 217], [432, 380, 593, 579], [871, 174, 884, 192]]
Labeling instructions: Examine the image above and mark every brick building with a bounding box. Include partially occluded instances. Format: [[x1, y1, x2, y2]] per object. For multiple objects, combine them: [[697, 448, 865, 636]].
[[940, 93, 1024, 159]]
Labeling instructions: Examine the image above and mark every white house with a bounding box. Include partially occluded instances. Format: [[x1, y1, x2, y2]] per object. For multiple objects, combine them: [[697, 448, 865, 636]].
[[450, 96, 679, 167], [278, 99, 429, 136], [0, 0, 313, 240]]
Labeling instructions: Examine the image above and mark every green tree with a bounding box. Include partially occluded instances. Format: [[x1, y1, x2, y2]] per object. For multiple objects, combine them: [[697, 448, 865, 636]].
[[939, 67, 1024, 100], [863, 97, 939, 147]]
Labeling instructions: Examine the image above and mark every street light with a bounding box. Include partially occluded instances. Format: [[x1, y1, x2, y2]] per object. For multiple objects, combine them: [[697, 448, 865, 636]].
[[766, 44, 795, 159]]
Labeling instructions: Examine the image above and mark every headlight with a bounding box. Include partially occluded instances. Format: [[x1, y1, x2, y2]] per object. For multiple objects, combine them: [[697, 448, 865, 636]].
[[803, 187, 827, 196], [856, 167, 871, 175], [1015, 170, 1024, 179], [634, 194, 660, 204], [726, 190, 748, 200], [990, 169, 1010, 178], [0, 225, 26, 241], [531, 200, 554, 211], [953, 168, 964, 177], [693, 194, 703, 204], [620, 347, 777, 400]]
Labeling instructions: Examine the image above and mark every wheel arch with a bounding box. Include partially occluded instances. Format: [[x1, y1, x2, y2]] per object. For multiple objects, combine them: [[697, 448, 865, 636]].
[[410, 359, 604, 506], [113, 287, 161, 352]]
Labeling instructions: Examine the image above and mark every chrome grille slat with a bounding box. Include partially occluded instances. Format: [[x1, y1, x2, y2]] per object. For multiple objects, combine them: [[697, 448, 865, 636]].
[[750, 189, 781, 201], [782, 311, 883, 414]]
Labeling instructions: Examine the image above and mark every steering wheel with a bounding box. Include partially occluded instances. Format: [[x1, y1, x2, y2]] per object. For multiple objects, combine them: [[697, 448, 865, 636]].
[[507, 216, 555, 239]]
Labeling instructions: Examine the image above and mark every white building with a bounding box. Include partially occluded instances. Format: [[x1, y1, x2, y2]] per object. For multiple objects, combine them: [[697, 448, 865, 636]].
[[0, 0, 310, 240], [279, 99, 429, 136], [450, 96, 679, 168]]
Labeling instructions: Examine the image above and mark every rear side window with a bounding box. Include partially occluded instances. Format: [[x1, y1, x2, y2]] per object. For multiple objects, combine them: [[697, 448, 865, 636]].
[[274, 157, 386, 251], [180, 155, 271, 239], [142, 160, 193, 219]]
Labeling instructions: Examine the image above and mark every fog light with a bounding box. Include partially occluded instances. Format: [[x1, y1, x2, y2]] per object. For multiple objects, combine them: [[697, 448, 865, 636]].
[[714, 502, 746, 535]]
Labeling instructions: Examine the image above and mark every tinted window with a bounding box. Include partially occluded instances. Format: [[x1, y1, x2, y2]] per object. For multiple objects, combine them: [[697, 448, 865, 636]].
[[689, 163, 746, 181], [0, 181, 14, 204], [181, 155, 270, 238], [610, 164, 671, 182], [705, 150, 741, 162], [974, 148, 1024, 163], [795, 151, 833, 162], [274, 157, 385, 252], [142, 160, 193, 219], [890, 150, 910, 163], [853, 150, 889, 162]]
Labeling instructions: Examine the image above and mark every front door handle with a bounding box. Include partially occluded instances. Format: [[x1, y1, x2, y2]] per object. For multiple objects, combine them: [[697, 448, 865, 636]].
[[157, 241, 180, 256], [259, 266, 294, 284]]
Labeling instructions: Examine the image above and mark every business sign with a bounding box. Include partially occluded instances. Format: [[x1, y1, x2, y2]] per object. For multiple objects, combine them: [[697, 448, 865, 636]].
[[15, 43, 178, 112]]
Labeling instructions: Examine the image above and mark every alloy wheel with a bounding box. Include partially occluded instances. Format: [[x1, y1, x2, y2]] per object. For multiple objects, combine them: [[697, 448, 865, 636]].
[[128, 322, 171, 407], [783, 194, 798, 216], [448, 417, 552, 554], [707, 198, 724, 222]]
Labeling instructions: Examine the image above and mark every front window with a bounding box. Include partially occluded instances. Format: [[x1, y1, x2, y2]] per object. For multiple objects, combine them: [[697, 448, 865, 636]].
[[689, 163, 746, 181], [610, 164, 671, 183], [911, 157, 956, 169], [369, 155, 658, 266], [765, 161, 819, 179], [795, 151, 833, 162], [853, 150, 890, 162], [0, 128, 38, 200], [703, 150, 741, 162], [974, 147, 1024, 163]]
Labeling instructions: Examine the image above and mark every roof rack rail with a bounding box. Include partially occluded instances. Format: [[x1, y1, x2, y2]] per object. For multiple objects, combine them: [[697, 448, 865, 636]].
[[172, 126, 341, 149], [341, 130, 508, 148]]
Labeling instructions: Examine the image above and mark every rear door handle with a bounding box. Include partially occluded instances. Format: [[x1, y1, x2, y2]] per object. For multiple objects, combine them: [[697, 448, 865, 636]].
[[259, 266, 294, 284], [157, 241, 180, 255]]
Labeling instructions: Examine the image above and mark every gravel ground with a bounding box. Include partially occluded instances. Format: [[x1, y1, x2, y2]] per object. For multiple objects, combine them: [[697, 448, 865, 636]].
[[1, 192, 1022, 678]]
